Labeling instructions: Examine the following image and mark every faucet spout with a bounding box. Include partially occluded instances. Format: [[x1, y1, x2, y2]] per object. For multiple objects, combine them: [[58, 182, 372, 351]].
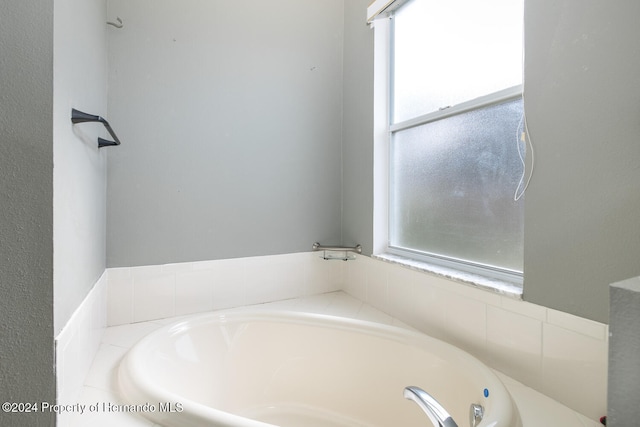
[[403, 386, 459, 427]]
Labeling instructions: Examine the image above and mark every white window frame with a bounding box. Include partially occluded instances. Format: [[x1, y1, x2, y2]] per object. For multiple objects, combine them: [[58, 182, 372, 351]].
[[372, 6, 524, 293]]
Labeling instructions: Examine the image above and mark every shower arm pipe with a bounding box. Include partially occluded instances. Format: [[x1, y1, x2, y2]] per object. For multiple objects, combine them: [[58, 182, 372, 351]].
[[71, 108, 121, 148], [312, 242, 362, 254]]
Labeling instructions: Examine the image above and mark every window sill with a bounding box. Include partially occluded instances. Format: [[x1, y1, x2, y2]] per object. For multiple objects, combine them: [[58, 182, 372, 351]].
[[372, 252, 523, 299]]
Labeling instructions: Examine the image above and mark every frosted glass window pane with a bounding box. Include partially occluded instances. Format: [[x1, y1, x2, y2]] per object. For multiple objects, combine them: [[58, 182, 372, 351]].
[[390, 98, 524, 272], [393, 0, 523, 123]]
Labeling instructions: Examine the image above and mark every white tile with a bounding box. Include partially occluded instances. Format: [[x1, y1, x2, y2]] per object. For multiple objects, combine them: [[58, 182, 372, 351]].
[[148, 314, 194, 326], [62, 331, 88, 405], [546, 308, 607, 340], [107, 267, 131, 283], [344, 256, 368, 301], [92, 274, 108, 348], [390, 318, 417, 331], [500, 296, 547, 321], [107, 269, 133, 326], [447, 278, 503, 306], [356, 303, 394, 325], [211, 280, 246, 311], [494, 372, 601, 427], [366, 260, 388, 311], [244, 255, 304, 305], [541, 323, 608, 421], [300, 252, 320, 294], [420, 272, 459, 291], [290, 293, 338, 313], [57, 273, 108, 419], [407, 275, 448, 340], [486, 306, 542, 385], [175, 269, 215, 316], [210, 258, 247, 309], [251, 298, 300, 311], [132, 272, 175, 322], [306, 254, 343, 295], [101, 322, 164, 349], [441, 291, 487, 355], [130, 264, 164, 280], [330, 259, 346, 289], [386, 266, 418, 323], [324, 292, 364, 318], [83, 344, 128, 393], [76, 305, 96, 381]]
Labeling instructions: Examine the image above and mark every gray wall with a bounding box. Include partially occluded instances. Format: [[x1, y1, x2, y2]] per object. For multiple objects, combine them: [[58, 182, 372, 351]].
[[104, 0, 639, 323], [523, 0, 640, 322], [608, 277, 640, 426], [0, 1, 56, 425], [342, 0, 375, 255], [106, 0, 345, 267]]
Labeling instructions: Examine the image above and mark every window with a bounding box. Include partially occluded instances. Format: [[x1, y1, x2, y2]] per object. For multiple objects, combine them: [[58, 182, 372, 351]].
[[374, 0, 525, 284]]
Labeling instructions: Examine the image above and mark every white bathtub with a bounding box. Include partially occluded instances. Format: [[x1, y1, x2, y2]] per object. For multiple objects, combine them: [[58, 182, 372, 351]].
[[118, 311, 522, 427]]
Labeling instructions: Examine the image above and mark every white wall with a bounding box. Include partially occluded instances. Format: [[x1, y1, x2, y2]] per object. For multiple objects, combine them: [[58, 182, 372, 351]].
[[53, 0, 108, 334], [106, 0, 345, 267]]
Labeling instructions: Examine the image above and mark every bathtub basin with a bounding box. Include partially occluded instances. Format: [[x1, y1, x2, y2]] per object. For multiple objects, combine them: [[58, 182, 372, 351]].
[[118, 310, 522, 427]]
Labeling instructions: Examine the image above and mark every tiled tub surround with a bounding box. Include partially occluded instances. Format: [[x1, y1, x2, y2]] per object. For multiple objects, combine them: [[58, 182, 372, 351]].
[[63, 251, 606, 425], [67, 292, 598, 427], [55, 272, 108, 427], [106, 252, 345, 326], [345, 256, 608, 422]]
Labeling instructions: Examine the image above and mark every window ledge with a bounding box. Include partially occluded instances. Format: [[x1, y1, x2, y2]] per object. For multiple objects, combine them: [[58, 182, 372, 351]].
[[372, 252, 523, 299]]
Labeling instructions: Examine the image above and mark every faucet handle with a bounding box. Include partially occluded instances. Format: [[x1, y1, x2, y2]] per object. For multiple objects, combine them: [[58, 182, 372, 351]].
[[403, 386, 459, 427], [469, 403, 484, 427]]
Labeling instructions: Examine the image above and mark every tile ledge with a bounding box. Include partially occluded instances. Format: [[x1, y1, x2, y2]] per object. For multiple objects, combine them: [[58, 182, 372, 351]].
[[372, 253, 523, 299]]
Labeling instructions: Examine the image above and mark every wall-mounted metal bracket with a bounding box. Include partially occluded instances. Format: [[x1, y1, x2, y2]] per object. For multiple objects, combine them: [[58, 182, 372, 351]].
[[71, 108, 122, 148], [107, 17, 124, 28]]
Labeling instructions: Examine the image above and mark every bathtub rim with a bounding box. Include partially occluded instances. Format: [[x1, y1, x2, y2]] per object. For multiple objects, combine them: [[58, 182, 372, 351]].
[[118, 309, 522, 427]]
